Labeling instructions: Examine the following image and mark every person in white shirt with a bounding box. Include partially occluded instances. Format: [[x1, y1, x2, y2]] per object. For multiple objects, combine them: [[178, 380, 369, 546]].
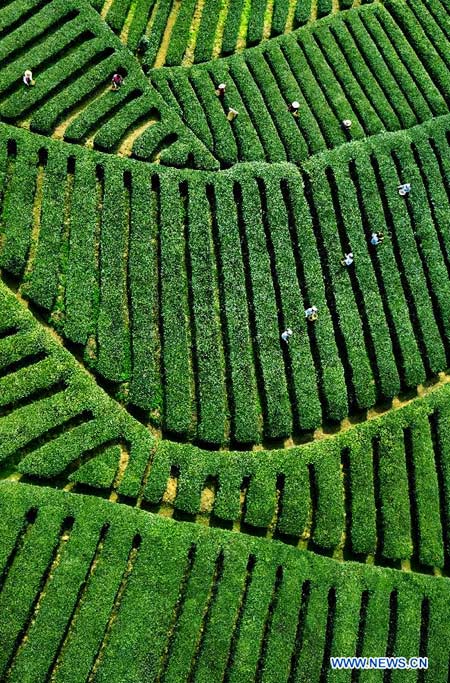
[[342, 119, 352, 129], [341, 252, 354, 267], [281, 328, 293, 343], [304, 306, 318, 321], [370, 232, 384, 246], [398, 183, 411, 196], [23, 69, 34, 86]]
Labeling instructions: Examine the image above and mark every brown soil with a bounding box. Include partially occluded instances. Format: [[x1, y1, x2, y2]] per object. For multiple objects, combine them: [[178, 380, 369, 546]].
[[154, 0, 182, 68], [52, 84, 111, 142], [85, 335, 98, 362], [120, 0, 138, 44], [162, 475, 178, 505], [182, 0, 206, 66], [263, 0, 275, 40], [117, 117, 158, 157], [199, 484, 215, 514], [100, 0, 114, 20], [109, 445, 130, 502]]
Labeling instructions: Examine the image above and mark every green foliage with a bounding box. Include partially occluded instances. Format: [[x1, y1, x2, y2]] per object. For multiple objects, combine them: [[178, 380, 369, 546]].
[[158, 174, 194, 437], [245, 48, 307, 162], [247, 0, 267, 46], [127, 166, 162, 414], [1, 1, 450, 678], [0, 280, 154, 483], [385, 0, 450, 101], [0, 482, 449, 682], [2, 112, 450, 443], [317, 0, 332, 18], [221, 0, 246, 54], [63, 155, 100, 345], [0, 0, 217, 170], [141, 0, 173, 69], [212, 176, 261, 444], [23, 153, 68, 311], [140, 378, 450, 569], [188, 68, 239, 166], [271, 0, 290, 35], [104, 0, 132, 33], [194, 0, 222, 63], [0, 153, 37, 277], [126, 0, 157, 52], [294, 0, 312, 26], [238, 173, 293, 439], [164, 0, 197, 66], [70, 443, 122, 488], [91, 0, 350, 65], [185, 179, 228, 444], [4, 272, 450, 572], [96, 162, 131, 382], [148, 1, 450, 167]]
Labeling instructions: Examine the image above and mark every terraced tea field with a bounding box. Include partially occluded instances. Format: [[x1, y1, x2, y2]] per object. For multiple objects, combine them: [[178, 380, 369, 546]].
[[1, 0, 450, 680]]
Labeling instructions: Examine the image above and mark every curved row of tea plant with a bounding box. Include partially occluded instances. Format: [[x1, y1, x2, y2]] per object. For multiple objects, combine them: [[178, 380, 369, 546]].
[[0, 482, 448, 682], [2, 0, 450, 167], [0, 279, 154, 493], [2, 280, 450, 574], [0, 0, 217, 168], [2, 116, 450, 445], [150, 0, 450, 166], [90, 0, 370, 68]]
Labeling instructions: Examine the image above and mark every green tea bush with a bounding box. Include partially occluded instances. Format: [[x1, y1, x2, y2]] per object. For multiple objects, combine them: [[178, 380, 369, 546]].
[[0, 482, 448, 682]]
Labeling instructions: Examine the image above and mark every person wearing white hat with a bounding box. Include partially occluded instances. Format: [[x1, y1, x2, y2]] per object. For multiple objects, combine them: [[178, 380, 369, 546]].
[[370, 232, 384, 246], [23, 69, 35, 86], [281, 328, 293, 343], [227, 107, 238, 121], [288, 101, 300, 116], [342, 119, 352, 129], [216, 83, 226, 97]]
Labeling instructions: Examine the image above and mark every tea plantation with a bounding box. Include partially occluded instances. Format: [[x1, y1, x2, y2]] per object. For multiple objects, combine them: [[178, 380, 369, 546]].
[[0, 0, 450, 680]]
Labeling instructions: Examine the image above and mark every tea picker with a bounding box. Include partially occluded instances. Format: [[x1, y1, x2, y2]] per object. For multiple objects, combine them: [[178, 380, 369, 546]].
[[216, 83, 226, 97], [370, 232, 384, 246], [111, 73, 124, 90], [23, 69, 35, 86], [137, 36, 150, 54], [398, 183, 411, 196], [305, 306, 318, 321], [340, 252, 354, 267], [281, 329, 293, 343]]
